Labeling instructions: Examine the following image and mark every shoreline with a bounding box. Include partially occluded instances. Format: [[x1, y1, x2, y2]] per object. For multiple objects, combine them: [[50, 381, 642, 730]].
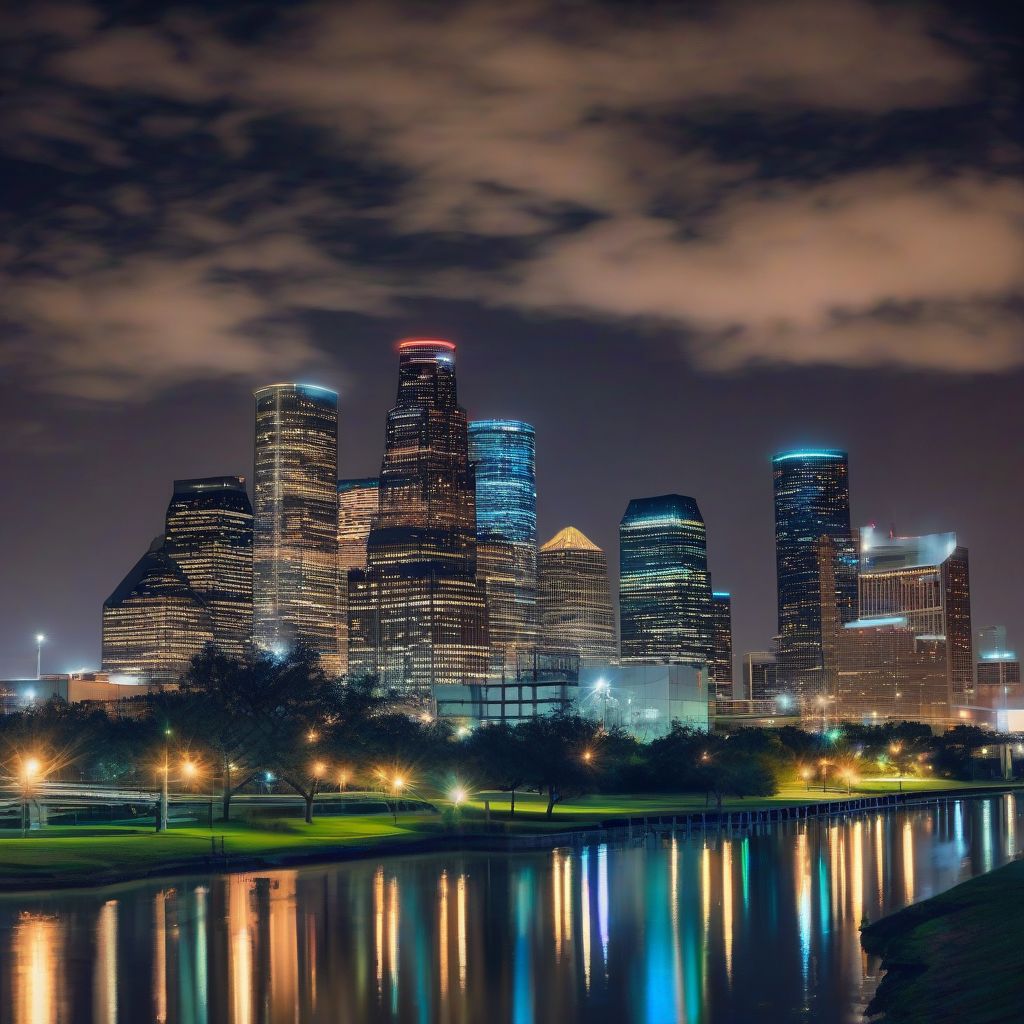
[[861, 855, 1024, 1024], [0, 785, 1013, 897]]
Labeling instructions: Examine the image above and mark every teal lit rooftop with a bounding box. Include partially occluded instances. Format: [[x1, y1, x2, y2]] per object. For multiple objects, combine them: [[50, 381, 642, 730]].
[[772, 449, 847, 463]]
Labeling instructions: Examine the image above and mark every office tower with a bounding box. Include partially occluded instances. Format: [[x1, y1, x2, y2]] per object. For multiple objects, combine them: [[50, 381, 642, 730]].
[[772, 450, 858, 696], [976, 625, 1009, 660], [709, 591, 734, 696], [858, 525, 974, 705], [337, 478, 380, 674], [537, 527, 617, 666], [469, 419, 538, 670], [619, 495, 713, 665], [163, 476, 253, 658], [835, 619, 949, 725], [102, 537, 213, 681], [350, 340, 489, 693], [743, 651, 779, 701], [252, 383, 340, 674]]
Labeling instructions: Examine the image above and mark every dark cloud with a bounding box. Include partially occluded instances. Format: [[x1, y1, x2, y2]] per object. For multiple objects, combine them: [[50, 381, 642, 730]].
[[1, 0, 1021, 401]]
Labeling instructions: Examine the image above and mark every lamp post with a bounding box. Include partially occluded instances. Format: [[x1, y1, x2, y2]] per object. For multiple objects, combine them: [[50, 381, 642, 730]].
[[20, 757, 41, 838], [157, 728, 172, 832], [35, 634, 45, 680], [819, 758, 830, 792], [391, 775, 405, 825]]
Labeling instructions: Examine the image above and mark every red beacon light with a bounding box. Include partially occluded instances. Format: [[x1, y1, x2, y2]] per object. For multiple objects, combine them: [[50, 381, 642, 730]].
[[397, 338, 456, 351]]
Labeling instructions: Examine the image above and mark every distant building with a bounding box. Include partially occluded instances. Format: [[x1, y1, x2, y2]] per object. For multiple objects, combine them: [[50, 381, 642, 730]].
[[975, 627, 1021, 707], [579, 663, 710, 740], [835, 617, 950, 725], [772, 450, 858, 697], [537, 526, 617, 666], [709, 591, 734, 696], [349, 340, 489, 693], [337, 478, 380, 674], [618, 494, 712, 666], [433, 649, 579, 725], [469, 420, 539, 671], [0, 672, 165, 717], [253, 383, 340, 673], [102, 538, 213, 682], [858, 525, 974, 705], [163, 476, 253, 659], [744, 651, 779, 701]]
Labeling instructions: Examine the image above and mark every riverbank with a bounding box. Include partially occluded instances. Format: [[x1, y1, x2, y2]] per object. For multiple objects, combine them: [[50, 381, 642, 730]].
[[861, 857, 1024, 1024], [0, 782, 1013, 894]]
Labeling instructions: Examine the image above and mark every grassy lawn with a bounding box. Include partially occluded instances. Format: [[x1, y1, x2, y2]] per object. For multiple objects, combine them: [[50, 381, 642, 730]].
[[861, 859, 1024, 1024], [0, 778, 1009, 889]]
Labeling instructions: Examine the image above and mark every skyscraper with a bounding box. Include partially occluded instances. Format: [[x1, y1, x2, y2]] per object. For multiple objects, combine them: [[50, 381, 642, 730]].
[[349, 340, 489, 693], [537, 526, 617, 666], [163, 476, 253, 658], [858, 525, 974, 705], [772, 450, 857, 696], [618, 495, 713, 666], [709, 591, 734, 696], [337, 478, 380, 674], [252, 383, 340, 674], [468, 419, 538, 670], [102, 537, 214, 681]]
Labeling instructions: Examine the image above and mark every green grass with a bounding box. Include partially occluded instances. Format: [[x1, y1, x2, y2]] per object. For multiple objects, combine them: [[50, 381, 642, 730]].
[[861, 859, 1024, 1024], [0, 779, 1008, 889]]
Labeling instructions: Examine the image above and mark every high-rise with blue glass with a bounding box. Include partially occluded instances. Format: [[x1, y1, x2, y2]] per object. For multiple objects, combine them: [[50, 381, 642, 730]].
[[469, 420, 538, 670], [772, 449, 857, 697], [619, 495, 713, 666]]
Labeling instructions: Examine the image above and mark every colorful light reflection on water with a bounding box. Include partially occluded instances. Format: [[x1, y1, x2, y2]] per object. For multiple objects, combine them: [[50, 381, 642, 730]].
[[0, 795, 1020, 1024]]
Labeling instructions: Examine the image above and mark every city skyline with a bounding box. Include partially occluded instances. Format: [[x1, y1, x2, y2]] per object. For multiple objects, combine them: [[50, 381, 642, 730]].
[[4, 342, 1022, 680], [2, 0, 1021, 679]]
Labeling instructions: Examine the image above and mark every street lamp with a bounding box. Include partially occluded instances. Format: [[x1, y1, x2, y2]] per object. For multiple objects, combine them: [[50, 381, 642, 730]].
[[819, 758, 830, 792], [21, 756, 41, 838], [390, 774, 405, 824], [35, 634, 45, 680], [801, 767, 812, 791]]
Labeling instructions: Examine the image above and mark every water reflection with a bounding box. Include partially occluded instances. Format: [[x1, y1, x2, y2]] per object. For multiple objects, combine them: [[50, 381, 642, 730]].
[[1, 796, 1021, 1024]]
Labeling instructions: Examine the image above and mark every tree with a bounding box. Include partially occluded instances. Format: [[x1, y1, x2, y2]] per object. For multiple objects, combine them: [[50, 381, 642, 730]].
[[516, 713, 602, 816], [466, 722, 529, 814]]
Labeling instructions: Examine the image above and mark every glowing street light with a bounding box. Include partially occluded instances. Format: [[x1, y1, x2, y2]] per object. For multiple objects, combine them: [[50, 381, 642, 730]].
[[582, 749, 594, 764], [450, 786, 467, 807], [20, 755, 42, 837], [35, 634, 45, 679], [800, 767, 812, 791]]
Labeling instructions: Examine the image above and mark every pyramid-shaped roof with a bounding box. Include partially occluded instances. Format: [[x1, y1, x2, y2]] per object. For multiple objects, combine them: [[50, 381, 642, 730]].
[[540, 526, 601, 552]]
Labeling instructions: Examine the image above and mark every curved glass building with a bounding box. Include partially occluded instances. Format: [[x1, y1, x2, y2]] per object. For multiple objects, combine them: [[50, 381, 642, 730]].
[[253, 383, 340, 674], [618, 495, 713, 665], [772, 449, 857, 695], [469, 420, 538, 668]]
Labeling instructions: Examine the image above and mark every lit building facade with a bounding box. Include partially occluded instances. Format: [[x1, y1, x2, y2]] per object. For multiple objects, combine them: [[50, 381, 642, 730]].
[[835, 617, 950, 725], [709, 591, 733, 696], [337, 478, 380, 674], [252, 383, 340, 674], [468, 420, 538, 671], [772, 450, 858, 696], [858, 525, 974, 705], [743, 651, 779, 701], [349, 340, 489, 693], [537, 526, 617, 666], [619, 494, 713, 666], [163, 476, 253, 658], [102, 538, 214, 682]]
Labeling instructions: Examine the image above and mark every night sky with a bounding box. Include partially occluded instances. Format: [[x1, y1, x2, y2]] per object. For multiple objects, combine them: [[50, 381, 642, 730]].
[[1, 1, 1021, 679]]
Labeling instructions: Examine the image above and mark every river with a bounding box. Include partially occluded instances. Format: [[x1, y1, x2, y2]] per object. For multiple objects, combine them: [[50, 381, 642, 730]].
[[0, 793, 1019, 1023]]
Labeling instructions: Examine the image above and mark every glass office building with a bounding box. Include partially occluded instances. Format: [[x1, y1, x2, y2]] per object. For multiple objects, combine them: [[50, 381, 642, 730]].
[[102, 538, 214, 682], [537, 527, 617, 666], [337, 478, 380, 674], [469, 420, 538, 670], [619, 495, 713, 665], [709, 591, 734, 696], [772, 450, 857, 696], [350, 340, 489, 693], [164, 476, 253, 658], [858, 525, 974, 706], [252, 383, 340, 674]]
